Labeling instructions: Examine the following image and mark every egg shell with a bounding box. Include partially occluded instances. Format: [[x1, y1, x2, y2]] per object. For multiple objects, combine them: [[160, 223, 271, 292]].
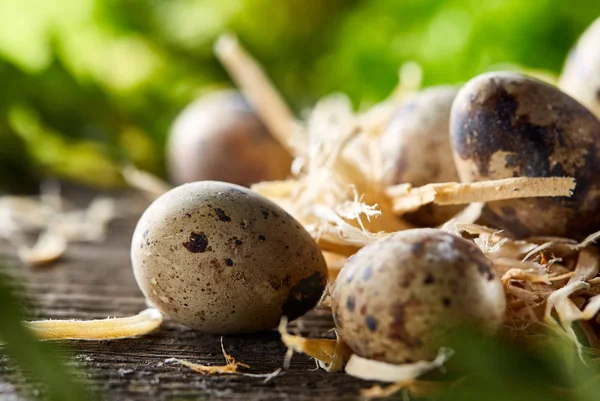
[[559, 17, 600, 120], [451, 72, 600, 239], [331, 229, 505, 364], [380, 87, 463, 226], [167, 91, 292, 187], [131, 181, 327, 334]]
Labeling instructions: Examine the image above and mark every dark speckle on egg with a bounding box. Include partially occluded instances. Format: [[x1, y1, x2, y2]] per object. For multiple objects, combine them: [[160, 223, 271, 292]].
[[346, 295, 356, 312], [411, 242, 424, 256], [183, 232, 209, 253], [365, 316, 378, 332], [450, 71, 600, 239], [214, 208, 231, 222], [389, 300, 422, 347], [477, 262, 495, 281], [362, 266, 373, 280]]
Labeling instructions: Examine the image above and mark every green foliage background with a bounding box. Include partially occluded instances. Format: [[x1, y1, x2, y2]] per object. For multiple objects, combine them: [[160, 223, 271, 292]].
[[1, 0, 599, 191]]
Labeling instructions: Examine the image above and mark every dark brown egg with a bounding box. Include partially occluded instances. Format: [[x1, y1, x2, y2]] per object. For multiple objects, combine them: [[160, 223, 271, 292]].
[[450, 72, 600, 239], [167, 90, 293, 187], [380, 87, 462, 226], [331, 229, 505, 364], [559, 17, 600, 120]]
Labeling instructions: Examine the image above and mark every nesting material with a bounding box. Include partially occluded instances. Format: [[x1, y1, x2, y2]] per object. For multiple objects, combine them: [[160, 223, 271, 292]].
[[166, 338, 250, 375], [456, 224, 600, 351], [345, 348, 453, 383], [360, 380, 451, 400], [0, 184, 116, 266], [440, 202, 484, 234], [26, 308, 163, 341], [387, 177, 576, 214], [214, 35, 302, 156], [278, 318, 352, 372], [122, 164, 172, 201], [0, 196, 55, 235], [16, 230, 67, 266], [544, 249, 600, 351]]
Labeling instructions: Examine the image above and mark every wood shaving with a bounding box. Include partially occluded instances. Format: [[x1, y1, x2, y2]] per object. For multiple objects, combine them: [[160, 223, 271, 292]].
[[214, 34, 303, 157], [361, 379, 453, 400], [544, 248, 600, 354], [121, 164, 171, 200], [25, 308, 163, 341], [0, 184, 117, 266], [278, 318, 352, 372], [241, 368, 283, 383], [448, 217, 600, 349], [166, 338, 250, 375], [16, 229, 67, 266], [0, 196, 54, 236], [387, 177, 575, 214], [53, 196, 116, 243], [440, 202, 484, 234], [345, 348, 454, 383], [501, 269, 574, 285]]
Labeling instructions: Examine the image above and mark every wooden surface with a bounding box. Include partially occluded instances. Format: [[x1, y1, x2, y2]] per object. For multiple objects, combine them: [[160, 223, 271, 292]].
[[0, 190, 371, 401]]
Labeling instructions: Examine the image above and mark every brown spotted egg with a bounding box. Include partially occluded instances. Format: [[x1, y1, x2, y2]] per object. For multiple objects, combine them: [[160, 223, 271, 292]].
[[559, 17, 600, 120], [380, 86, 462, 226], [331, 229, 505, 364], [451, 72, 600, 239], [131, 181, 327, 334], [167, 90, 292, 187]]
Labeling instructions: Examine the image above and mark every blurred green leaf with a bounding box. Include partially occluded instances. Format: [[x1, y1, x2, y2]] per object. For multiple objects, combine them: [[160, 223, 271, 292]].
[[0, 272, 96, 401], [0, 125, 39, 194], [0, 0, 599, 187], [403, 327, 600, 401], [8, 105, 124, 188]]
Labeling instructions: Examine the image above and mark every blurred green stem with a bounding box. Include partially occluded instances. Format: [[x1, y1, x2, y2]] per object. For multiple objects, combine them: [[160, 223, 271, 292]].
[[0, 272, 97, 401]]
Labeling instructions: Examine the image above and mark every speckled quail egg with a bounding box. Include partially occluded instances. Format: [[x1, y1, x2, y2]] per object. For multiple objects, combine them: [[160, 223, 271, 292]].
[[450, 72, 600, 239], [167, 90, 293, 187], [380, 86, 463, 226], [331, 228, 505, 364], [131, 181, 327, 334], [559, 17, 600, 120]]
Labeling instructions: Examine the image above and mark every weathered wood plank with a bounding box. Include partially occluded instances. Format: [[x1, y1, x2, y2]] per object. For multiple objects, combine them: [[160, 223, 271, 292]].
[[0, 193, 370, 400]]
